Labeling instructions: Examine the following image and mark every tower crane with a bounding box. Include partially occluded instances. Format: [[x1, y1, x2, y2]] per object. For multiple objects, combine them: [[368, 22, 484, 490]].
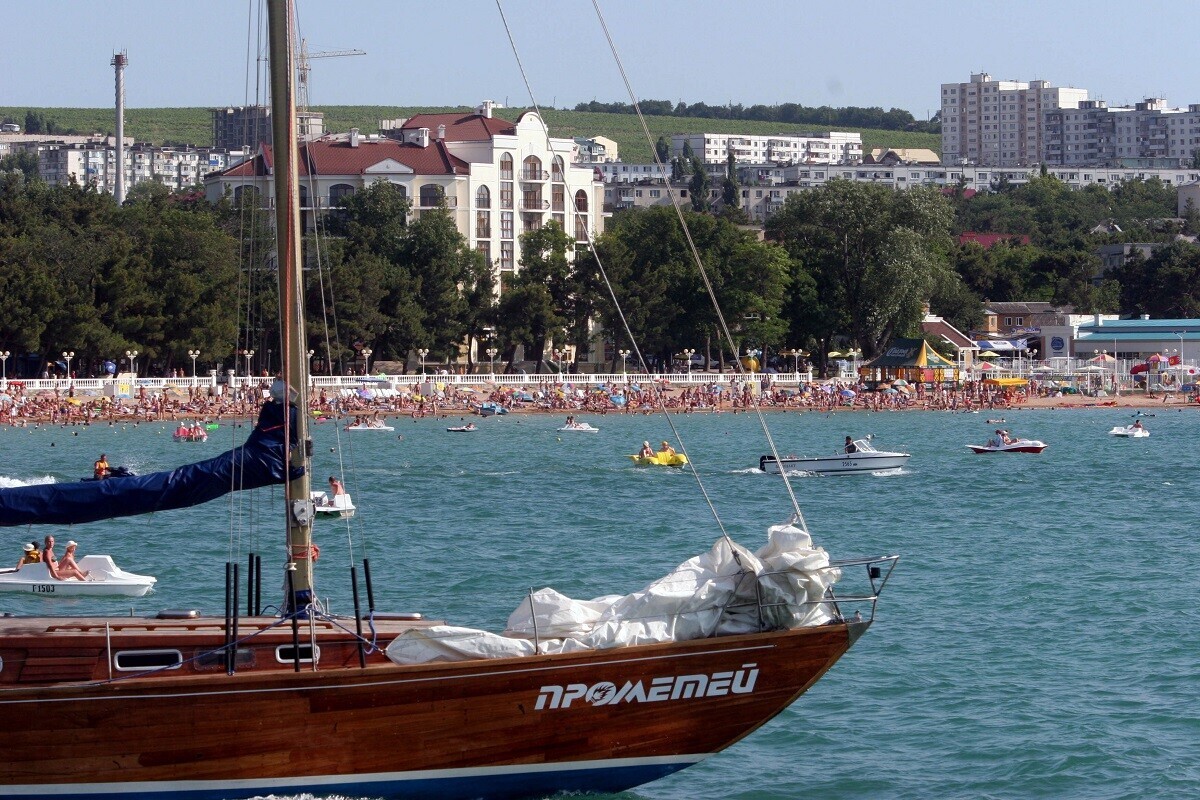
[[297, 37, 366, 111]]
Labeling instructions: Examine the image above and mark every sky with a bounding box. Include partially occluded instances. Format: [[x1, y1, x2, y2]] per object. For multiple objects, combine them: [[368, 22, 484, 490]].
[[3, 0, 1198, 118]]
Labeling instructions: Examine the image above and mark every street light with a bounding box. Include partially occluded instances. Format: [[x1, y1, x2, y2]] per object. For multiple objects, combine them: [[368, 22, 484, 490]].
[[682, 348, 696, 376], [618, 348, 630, 375], [417, 348, 429, 376], [62, 351, 74, 381], [242, 349, 255, 378], [486, 347, 498, 375], [0, 351, 9, 386], [125, 349, 139, 376], [553, 349, 564, 374], [745, 348, 761, 373], [188, 349, 201, 380], [307, 349, 315, 375], [362, 347, 372, 375]]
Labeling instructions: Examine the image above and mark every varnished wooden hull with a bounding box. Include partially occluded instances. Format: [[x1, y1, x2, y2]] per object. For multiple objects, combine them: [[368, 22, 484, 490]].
[[0, 617, 865, 799]]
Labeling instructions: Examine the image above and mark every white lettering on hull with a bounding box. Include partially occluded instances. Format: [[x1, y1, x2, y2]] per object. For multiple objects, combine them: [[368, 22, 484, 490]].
[[535, 664, 759, 710]]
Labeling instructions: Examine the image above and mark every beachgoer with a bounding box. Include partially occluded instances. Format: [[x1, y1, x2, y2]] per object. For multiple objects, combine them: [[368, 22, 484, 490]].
[[1001, 430, 1015, 445], [640, 440, 654, 458], [328, 476, 345, 497], [659, 440, 676, 456], [57, 540, 90, 580], [42, 535, 60, 579], [566, 415, 576, 427], [844, 436, 858, 454], [1132, 419, 1143, 430], [93, 453, 110, 480], [16, 542, 39, 569]]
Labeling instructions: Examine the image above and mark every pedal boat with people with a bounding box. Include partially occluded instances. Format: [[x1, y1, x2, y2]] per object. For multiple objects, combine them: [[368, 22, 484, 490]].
[[0, 556, 156, 598]]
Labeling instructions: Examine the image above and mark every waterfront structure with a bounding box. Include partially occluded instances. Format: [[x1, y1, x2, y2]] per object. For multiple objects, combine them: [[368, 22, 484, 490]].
[[671, 132, 862, 166], [1074, 315, 1200, 363], [941, 72, 1088, 167], [206, 103, 603, 284]]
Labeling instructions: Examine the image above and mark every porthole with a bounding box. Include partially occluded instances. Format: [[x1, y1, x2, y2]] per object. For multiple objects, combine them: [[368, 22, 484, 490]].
[[275, 644, 319, 664], [114, 649, 183, 672]]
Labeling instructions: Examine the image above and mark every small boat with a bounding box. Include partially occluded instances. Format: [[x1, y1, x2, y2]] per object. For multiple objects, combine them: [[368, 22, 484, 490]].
[[1109, 425, 1150, 438], [81, 465, 136, 482], [447, 423, 478, 432], [173, 424, 208, 442], [966, 439, 1048, 454], [0, 556, 156, 598], [558, 421, 600, 432], [346, 420, 394, 432], [629, 452, 689, 467], [310, 490, 356, 518], [760, 436, 910, 475]]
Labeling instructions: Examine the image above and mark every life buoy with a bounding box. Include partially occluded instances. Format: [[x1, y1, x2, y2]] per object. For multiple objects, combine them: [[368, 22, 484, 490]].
[[289, 543, 321, 562], [310, 544, 320, 562]]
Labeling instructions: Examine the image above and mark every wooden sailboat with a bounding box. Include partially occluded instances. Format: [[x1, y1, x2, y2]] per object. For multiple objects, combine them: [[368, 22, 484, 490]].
[[0, 3, 896, 798]]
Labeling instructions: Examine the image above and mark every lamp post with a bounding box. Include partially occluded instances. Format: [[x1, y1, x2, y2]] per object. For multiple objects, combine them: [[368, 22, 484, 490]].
[[125, 349, 138, 376], [417, 348, 429, 376], [553, 349, 564, 375], [682, 348, 696, 376], [362, 347, 372, 376], [307, 349, 315, 375], [486, 347, 498, 375], [62, 351, 74, 381], [188, 349, 200, 382], [242, 349, 255, 378], [1093, 349, 1107, 394], [746, 348, 761, 373], [619, 348, 630, 375], [0, 350, 8, 387]]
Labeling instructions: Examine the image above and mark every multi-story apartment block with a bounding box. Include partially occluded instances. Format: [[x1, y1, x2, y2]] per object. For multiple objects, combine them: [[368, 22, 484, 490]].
[[211, 105, 325, 150], [671, 132, 862, 166], [1045, 98, 1200, 166], [941, 72, 1088, 167], [31, 139, 246, 195], [206, 103, 602, 288]]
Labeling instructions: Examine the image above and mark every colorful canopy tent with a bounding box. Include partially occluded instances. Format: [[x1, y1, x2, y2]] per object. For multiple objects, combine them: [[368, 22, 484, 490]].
[[982, 377, 1030, 388], [863, 338, 959, 383]]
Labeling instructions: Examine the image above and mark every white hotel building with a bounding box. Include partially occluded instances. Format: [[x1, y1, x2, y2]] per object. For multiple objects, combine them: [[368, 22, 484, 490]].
[[205, 104, 603, 286]]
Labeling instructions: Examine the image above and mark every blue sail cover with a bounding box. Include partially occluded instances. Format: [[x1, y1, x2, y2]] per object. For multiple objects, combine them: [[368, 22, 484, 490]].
[[0, 401, 301, 527]]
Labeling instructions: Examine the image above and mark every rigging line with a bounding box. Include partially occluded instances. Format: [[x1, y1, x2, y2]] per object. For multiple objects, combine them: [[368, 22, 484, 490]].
[[489, 0, 734, 544], [588, 0, 807, 532]]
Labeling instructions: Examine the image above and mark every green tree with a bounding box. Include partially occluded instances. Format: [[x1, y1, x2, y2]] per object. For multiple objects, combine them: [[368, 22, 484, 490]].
[[655, 136, 671, 163], [721, 151, 740, 209], [496, 222, 576, 369], [688, 157, 710, 213], [0, 152, 39, 182]]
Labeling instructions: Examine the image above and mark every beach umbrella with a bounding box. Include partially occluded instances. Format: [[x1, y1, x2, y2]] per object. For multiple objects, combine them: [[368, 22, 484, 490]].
[[1088, 353, 1117, 363], [827, 351, 844, 358], [978, 350, 1000, 358], [893, 379, 909, 386], [1076, 365, 1107, 372], [1032, 365, 1056, 373], [977, 361, 998, 371], [1130, 363, 1150, 375], [839, 388, 857, 398], [884, 387, 899, 394], [1147, 353, 1169, 363]]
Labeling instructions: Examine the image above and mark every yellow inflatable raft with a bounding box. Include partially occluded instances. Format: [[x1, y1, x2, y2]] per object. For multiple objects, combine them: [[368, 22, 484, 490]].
[[628, 452, 689, 467]]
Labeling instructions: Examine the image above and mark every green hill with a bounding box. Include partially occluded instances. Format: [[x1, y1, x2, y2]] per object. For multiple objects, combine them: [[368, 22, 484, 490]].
[[0, 105, 940, 161]]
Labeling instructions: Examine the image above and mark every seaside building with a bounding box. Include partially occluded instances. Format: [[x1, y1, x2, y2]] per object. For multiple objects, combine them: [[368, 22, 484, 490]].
[[211, 105, 325, 150], [940, 72, 1088, 167], [671, 132, 862, 166], [1073, 315, 1200, 365], [206, 103, 603, 292]]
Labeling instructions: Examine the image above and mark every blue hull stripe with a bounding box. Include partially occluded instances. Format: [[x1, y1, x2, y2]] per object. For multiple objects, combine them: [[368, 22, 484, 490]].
[[0, 755, 704, 800]]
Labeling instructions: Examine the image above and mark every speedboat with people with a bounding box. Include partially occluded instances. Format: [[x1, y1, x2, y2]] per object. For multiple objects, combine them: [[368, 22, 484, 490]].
[[967, 429, 1048, 454], [0, 556, 156, 598], [759, 436, 910, 475]]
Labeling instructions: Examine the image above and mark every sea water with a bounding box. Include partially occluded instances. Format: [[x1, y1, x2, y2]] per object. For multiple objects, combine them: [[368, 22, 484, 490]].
[[1, 405, 1197, 800]]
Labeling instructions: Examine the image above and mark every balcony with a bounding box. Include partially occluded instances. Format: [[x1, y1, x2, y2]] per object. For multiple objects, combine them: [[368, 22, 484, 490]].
[[519, 199, 550, 211], [520, 169, 549, 182], [416, 195, 458, 209]]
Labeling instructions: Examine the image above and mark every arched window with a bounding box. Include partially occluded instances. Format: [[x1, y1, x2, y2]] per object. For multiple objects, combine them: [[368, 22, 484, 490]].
[[476, 185, 491, 209], [329, 183, 355, 205], [298, 184, 310, 208], [499, 154, 514, 180], [552, 156, 565, 182], [419, 184, 444, 207], [232, 185, 260, 205], [522, 155, 543, 181], [574, 190, 589, 212]]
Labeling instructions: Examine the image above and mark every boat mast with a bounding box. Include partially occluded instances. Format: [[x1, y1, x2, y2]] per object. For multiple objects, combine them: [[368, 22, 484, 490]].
[[267, 0, 314, 611]]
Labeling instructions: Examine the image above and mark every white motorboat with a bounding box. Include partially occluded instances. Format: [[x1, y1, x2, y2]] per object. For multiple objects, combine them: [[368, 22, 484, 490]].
[[760, 436, 910, 475], [0, 556, 156, 598], [558, 421, 600, 432], [1109, 425, 1150, 438], [346, 421, 394, 432], [311, 490, 356, 518]]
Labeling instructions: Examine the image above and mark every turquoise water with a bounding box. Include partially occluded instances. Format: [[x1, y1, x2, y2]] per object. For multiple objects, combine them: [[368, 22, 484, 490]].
[[2, 405, 1198, 800]]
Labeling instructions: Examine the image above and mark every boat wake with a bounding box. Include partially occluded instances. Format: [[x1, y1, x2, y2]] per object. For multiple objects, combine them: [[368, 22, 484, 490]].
[[0, 475, 56, 488]]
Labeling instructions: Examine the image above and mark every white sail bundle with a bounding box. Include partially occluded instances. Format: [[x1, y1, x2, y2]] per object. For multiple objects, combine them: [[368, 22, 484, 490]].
[[386, 523, 841, 664]]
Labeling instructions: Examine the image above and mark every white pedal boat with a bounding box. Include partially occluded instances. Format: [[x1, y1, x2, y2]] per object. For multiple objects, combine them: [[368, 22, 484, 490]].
[[311, 491, 356, 518], [0, 556, 156, 598]]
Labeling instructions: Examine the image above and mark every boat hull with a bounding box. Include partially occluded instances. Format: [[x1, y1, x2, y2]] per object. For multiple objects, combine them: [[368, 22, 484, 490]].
[[0, 621, 862, 799], [759, 452, 910, 474], [1108, 426, 1149, 438], [966, 442, 1047, 454]]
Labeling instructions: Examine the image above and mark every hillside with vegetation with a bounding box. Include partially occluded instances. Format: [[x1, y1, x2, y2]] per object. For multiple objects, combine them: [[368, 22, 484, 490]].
[[0, 105, 940, 160]]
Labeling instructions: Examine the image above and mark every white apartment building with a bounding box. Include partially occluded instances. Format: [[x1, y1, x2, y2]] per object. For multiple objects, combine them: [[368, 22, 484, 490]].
[[206, 104, 602, 286], [34, 140, 245, 194], [1045, 98, 1200, 166], [941, 72, 1088, 167], [671, 132, 862, 166]]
